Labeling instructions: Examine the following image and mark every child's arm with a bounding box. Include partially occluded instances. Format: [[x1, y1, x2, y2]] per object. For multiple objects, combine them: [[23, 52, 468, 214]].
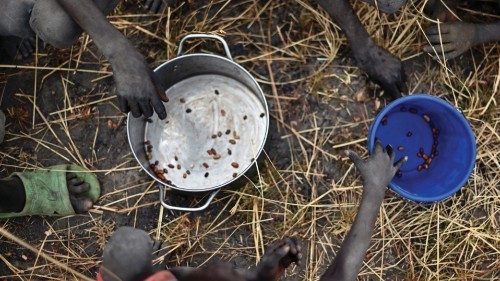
[[320, 140, 407, 281], [54, 0, 168, 120]]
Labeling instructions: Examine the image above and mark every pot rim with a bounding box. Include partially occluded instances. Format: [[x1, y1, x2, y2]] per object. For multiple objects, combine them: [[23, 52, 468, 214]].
[[127, 53, 269, 193]]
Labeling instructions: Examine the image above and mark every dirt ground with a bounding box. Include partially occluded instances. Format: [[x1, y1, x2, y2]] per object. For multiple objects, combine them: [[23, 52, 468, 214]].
[[0, 0, 499, 280]]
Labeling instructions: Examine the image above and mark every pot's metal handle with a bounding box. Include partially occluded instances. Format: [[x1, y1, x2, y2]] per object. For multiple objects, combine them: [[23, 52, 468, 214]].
[[177, 33, 233, 60], [158, 185, 220, 212]]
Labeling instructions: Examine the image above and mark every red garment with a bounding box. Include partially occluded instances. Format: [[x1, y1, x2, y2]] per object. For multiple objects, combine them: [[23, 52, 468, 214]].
[[97, 270, 177, 281]]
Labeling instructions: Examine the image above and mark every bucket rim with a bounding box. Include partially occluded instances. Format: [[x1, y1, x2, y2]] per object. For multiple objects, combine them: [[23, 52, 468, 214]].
[[367, 94, 476, 203]]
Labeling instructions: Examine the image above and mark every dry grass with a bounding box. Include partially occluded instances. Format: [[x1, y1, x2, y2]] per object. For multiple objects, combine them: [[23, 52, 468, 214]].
[[0, 0, 498, 280]]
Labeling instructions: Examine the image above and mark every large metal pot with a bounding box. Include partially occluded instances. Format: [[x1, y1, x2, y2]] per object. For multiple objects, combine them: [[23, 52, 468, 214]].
[[127, 34, 269, 212]]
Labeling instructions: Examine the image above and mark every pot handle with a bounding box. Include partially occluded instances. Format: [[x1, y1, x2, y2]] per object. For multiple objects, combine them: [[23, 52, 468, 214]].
[[177, 33, 233, 60], [158, 184, 220, 212]]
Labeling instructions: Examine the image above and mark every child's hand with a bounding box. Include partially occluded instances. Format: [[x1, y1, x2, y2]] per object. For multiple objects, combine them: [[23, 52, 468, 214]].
[[346, 139, 407, 193]]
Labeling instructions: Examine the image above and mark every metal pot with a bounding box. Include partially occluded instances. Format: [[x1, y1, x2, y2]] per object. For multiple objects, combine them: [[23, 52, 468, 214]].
[[127, 34, 269, 212]]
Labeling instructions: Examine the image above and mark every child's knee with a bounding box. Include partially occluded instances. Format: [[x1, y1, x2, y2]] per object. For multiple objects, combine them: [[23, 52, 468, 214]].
[[29, 0, 81, 48], [29, 0, 119, 49]]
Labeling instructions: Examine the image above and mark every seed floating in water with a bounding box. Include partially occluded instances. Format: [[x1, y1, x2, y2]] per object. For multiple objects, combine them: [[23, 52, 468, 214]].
[[186, 108, 192, 113], [250, 158, 255, 162], [144, 140, 151, 145], [243, 115, 247, 120], [398, 146, 405, 151], [229, 139, 236, 145], [210, 148, 217, 155], [180, 98, 186, 103], [217, 131, 222, 137], [177, 164, 181, 170], [232, 173, 238, 178], [174, 156, 178, 161], [406, 131, 413, 137], [146, 154, 152, 160], [186, 170, 191, 175], [231, 162, 239, 168], [221, 109, 226, 117], [168, 164, 175, 169], [422, 114, 431, 123], [225, 129, 231, 135], [213, 154, 221, 160], [396, 170, 403, 178], [432, 128, 439, 135], [155, 161, 159, 166], [158, 173, 166, 180], [260, 113, 265, 118], [207, 149, 213, 155], [417, 164, 423, 171], [183, 173, 187, 179], [422, 154, 429, 160], [425, 158, 432, 165], [211, 134, 217, 139], [149, 163, 156, 170], [423, 163, 429, 170], [381, 116, 388, 126], [163, 169, 168, 174], [409, 108, 418, 114], [165, 180, 172, 185], [433, 139, 438, 146], [227, 148, 232, 155], [203, 163, 209, 168], [204, 172, 209, 178], [215, 90, 220, 95]]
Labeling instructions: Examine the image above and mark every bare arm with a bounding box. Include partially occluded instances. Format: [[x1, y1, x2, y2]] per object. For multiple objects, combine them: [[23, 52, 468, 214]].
[[321, 141, 407, 281], [316, 0, 372, 49], [315, 0, 407, 99], [475, 22, 500, 44], [54, 0, 167, 119]]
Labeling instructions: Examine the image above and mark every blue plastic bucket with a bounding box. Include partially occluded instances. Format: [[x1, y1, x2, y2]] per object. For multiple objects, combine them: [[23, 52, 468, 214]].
[[368, 94, 476, 203]]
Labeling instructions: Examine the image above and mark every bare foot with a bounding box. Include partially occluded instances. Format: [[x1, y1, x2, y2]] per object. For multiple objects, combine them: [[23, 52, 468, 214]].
[[424, 22, 477, 60], [66, 172, 95, 213], [254, 237, 302, 281]]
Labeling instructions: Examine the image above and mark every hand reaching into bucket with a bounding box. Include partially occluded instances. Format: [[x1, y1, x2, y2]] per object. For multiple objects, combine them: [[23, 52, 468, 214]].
[[346, 139, 407, 195], [320, 140, 407, 281]]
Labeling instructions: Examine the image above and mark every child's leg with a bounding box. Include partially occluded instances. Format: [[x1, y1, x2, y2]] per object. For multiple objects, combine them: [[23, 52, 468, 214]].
[[29, 0, 118, 49]]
